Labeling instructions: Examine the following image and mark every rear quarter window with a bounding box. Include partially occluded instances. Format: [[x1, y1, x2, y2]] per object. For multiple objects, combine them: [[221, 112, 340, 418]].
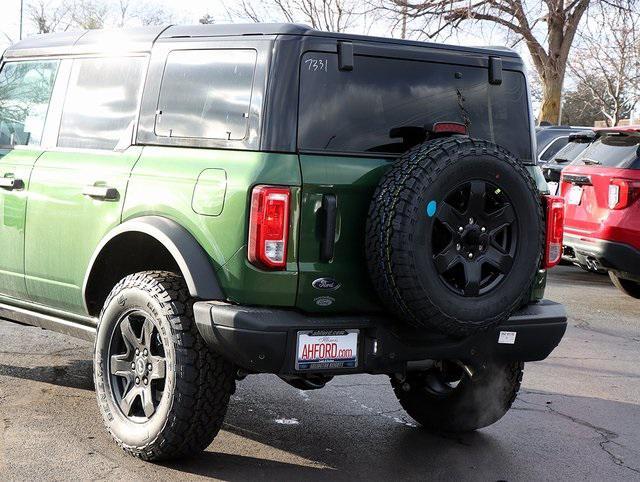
[[155, 49, 257, 141], [573, 133, 640, 169], [298, 53, 532, 162]]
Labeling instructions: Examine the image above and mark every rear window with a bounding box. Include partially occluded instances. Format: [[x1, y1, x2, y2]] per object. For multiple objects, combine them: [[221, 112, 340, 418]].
[[298, 53, 533, 162], [540, 136, 568, 161], [573, 133, 640, 169]]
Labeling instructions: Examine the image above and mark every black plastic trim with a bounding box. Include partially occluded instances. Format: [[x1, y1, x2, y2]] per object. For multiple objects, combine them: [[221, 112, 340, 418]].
[[83, 216, 224, 313], [319, 194, 337, 261], [563, 234, 640, 275], [194, 299, 567, 375]]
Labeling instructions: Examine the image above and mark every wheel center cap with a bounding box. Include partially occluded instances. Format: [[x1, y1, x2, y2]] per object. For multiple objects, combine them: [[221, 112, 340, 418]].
[[461, 225, 481, 248], [136, 358, 146, 376]]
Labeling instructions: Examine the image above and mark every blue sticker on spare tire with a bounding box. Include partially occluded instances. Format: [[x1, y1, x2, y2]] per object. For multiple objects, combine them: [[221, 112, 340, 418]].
[[426, 200, 437, 217]]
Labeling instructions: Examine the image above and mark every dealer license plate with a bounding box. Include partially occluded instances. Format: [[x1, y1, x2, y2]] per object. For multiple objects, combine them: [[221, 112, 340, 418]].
[[296, 330, 358, 370], [568, 185, 583, 205]]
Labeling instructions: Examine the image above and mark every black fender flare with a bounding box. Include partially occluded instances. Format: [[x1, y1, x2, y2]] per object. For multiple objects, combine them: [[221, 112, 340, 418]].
[[82, 216, 224, 313]]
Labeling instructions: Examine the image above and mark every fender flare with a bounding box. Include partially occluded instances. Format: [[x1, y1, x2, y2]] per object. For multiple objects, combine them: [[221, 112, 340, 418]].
[[82, 216, 224, 311]]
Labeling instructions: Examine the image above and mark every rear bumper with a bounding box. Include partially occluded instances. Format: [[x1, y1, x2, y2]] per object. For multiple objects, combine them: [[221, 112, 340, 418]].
[[563, 234, 640, 276], [194, 300, 567, 375]]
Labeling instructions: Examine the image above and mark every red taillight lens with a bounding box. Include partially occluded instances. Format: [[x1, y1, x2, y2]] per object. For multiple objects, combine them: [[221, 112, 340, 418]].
[[608, 178, 633, 209], [544, 195, 564, 269], [248, 185, 290, 270]]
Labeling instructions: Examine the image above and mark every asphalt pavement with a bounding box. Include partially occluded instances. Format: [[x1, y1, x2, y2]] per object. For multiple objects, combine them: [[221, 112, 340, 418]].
[[0, 265, 638, 481]]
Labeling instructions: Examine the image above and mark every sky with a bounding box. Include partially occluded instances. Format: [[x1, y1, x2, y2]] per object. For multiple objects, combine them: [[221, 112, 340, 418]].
[[0, 0, 541, 109], [0, 0, 520, 51]]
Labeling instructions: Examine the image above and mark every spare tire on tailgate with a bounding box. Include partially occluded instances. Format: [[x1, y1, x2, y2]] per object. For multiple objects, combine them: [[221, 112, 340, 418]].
[[366, 137, 544, 337]]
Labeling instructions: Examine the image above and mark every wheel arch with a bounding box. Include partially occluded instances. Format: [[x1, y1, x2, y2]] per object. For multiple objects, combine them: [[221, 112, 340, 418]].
[[83, 216, 224, 316]]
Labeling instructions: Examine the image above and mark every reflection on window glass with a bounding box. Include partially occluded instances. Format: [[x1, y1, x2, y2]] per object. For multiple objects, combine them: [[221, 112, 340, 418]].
[[574, 133, 640, 169], [58, 57, 145, 150], [156, 49, 257, 140], [298, 53, 532, 162], [540, 137, 568, 161], [0, 60, 58, 147]]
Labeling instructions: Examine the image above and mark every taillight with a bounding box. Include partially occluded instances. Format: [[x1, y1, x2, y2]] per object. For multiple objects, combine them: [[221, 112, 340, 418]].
[[608, 178, 633, 209], [248, 185, 290, 270], [543, 195, 564, 269]]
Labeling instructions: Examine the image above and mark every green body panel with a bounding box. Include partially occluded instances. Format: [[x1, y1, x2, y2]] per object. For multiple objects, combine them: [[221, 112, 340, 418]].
[[0, 144, 548, 317], [192, 169, 227, 216], [0, 148, 42, 299], [124, 147, 301, 307], [24, 147, 142, 313], [296, 154, 390, 313], [295, 158, 550, 313]]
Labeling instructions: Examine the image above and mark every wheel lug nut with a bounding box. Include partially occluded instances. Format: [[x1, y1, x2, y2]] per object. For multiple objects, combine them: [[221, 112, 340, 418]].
[[481, 226, 486, 232], [456, 243, 461, 251], [131, 362, 135, 369], [143, 378, 148, 385], [135, 349, 140, 356], [458, 226, 463, 232], [143, 349, 148, 356], [135, 377, 140, 384], [147, 363, 152, 371], [469, 217, 474, 224], [468, 253, 473, 259]]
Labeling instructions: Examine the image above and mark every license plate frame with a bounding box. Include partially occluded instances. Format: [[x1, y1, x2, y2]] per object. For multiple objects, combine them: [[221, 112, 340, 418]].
[[295, 329, 359, 371], [567, 185, 583, 205]]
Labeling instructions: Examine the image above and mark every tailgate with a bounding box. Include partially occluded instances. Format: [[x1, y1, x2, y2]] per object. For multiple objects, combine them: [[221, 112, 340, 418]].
[[562, 166, 619, 235], [296, 154, 389, 313]]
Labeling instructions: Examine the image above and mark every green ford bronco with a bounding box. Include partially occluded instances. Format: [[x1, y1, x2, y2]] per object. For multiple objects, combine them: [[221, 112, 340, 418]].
[[0, 24, 567, 460]]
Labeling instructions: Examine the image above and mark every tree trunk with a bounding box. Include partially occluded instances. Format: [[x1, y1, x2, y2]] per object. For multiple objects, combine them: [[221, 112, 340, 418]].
[[539, 74, 563, 125]]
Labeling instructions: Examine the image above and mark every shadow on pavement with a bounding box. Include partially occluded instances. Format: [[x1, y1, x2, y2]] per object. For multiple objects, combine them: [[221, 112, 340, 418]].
[[0, 359, 94, 391]]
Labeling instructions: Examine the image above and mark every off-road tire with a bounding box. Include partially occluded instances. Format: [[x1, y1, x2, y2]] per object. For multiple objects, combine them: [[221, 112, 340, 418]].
[[392, 361, 524, 432], [366, 137, 544, 336], [609, 272, 640, 299], [93, 271, 235, 461]]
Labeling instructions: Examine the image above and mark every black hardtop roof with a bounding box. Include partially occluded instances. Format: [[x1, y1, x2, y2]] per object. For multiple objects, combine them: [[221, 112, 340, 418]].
[[4, 23, 519, 59]]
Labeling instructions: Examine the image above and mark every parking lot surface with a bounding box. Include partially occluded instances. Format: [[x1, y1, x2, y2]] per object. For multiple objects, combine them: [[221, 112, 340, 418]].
[[0, 265, 638, 481]]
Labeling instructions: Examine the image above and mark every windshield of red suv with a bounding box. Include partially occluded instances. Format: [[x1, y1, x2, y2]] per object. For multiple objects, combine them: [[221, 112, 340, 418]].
[[572, 132, 640, 169]]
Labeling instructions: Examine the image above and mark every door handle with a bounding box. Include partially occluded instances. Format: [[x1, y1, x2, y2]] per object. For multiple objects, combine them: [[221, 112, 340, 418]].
[[0, 176, 24, 191], [320, 194, 337, 262], [82, 185, 119, 201]]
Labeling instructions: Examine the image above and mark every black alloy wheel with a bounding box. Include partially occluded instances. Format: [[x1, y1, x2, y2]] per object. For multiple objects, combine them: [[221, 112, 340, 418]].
[[432, 179, 517, 297]]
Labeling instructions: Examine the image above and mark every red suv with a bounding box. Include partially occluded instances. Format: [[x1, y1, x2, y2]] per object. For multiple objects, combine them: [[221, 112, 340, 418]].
[[561, 127, 640, 298]]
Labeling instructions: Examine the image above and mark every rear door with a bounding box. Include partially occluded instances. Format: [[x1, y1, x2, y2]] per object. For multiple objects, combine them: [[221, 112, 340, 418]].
[[295, 49, 533, 313], [0, 59, 59, 300], [24, 56, 146, 314]]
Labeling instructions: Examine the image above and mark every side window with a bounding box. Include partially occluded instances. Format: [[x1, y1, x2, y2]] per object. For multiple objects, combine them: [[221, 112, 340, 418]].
[[0, 60, 59, 147], [57, 57, 145, 150], [540, 137, 568, 161], [155, 49, 257, 140]]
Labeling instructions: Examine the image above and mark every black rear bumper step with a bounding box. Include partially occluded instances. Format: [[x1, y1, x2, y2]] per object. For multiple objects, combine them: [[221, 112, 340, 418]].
[[194, 299, 567, 375]]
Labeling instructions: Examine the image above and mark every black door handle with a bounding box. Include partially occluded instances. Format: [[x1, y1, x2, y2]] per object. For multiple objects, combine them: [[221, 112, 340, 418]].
[[320, 194, 337, 262], [82, 185, 119, 201], [0, 176, 24, 191]]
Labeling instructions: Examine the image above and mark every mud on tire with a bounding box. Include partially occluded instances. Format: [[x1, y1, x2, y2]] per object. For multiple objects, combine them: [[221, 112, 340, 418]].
[[93, 271, 235, 461], [366, 137, 544, 336]]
